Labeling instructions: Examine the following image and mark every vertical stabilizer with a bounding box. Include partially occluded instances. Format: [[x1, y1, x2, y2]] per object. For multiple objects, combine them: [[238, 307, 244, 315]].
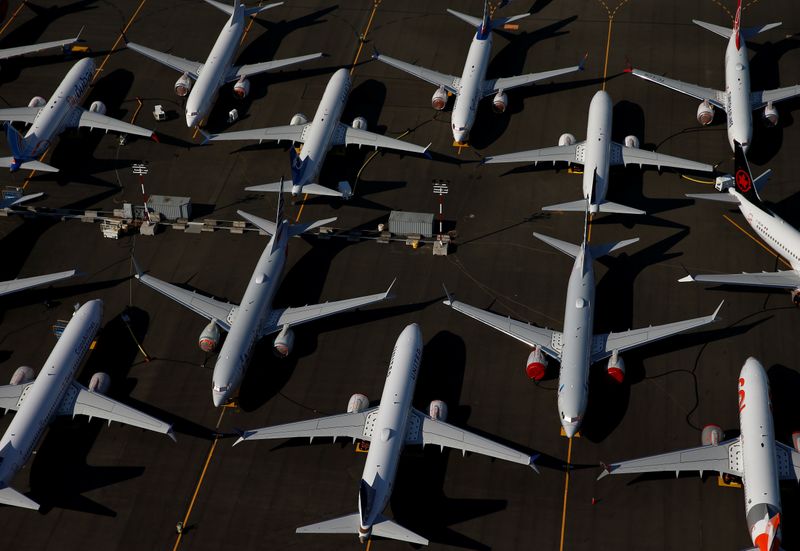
[[733, 0, 742, 49], [733, 141, 763, 206], [479, 0, 491, 37], [4, 122, 25, 170]]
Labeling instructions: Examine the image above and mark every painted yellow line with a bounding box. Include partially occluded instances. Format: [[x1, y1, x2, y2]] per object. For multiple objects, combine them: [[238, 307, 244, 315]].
[[722, 214, 791, 268], [587, 213, 593, 243], [601, 18, 613, 89], [0, 2, 25, 37], [366, 538, 373, 550], [239, 1, 261, 46], [350, 0, 382, 75], [93, 0, 148, 83], [558, 437, 574, 551], [130, 97, 143, 124], [681, 174, 716, 185], [294, 193, 309, 222]]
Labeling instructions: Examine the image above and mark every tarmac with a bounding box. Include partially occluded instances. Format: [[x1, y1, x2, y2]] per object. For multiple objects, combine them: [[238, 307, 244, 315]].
[[0, 0, 798, 549]]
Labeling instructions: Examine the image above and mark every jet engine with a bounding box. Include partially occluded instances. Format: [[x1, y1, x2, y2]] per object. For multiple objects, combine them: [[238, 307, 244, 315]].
[[88, 372, 111, 394], [431, 86, 447, 111], [273, 325, 295, 357], [762, 102, 778, 127], [175, 72, 193, 97], [525, 346, 548, 381], [347, 393, 369, 413], [429, 400, 448, 421], [198, 320, 221, 353], [792, 431, 800, 452], [290, 112, 308, 126], [606, 351, 625, 383], [351, 116, 368, 130], [558, 133, 576, 147], [27, 96, 46, 108], [233, 77, 250, 99], [89, 101, 107, 115], [9, 366, 34, 385], [701, 424, 724, 446], [696, 100, 714, 126], [624, 135, 640, 148], [492, 90, 508, 113]]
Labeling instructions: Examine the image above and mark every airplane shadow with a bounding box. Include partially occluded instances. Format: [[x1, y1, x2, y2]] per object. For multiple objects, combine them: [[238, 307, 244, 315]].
[[769, 363, 800, 550]]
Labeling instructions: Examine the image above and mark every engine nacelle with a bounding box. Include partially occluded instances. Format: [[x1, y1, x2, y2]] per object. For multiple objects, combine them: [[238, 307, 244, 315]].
[[347, 393, 369, 413], [606, 351, 625, 383], [9, 366, 34, 385], [175, 72, 192, 97], [198, 320, 221, 353], [27, 96, 46, 108], [492, 90, 508, 113], [558, 133, 576, 147], [525, 346, 548, 381], [701, 424, 724, 446], [273, 325, 295, 358], [762, 102, 778, 127], [429, 400, 448, 421], [351, 116, 368, 130], [89, 101, 106, 115], [624, 135, 640, 148], [290, 112, 308, 126], [792, 431, 800, 452], [431, 86, 447, 111], [696, 100, 714, 126], [88, 372, 111, 394], [232, 77, 250, 99]]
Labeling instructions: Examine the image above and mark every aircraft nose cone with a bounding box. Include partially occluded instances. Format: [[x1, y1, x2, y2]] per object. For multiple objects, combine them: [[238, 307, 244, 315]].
[[186, 114, 198, 128], [562, 423, 578, 439], [212, 391, 226, 408]]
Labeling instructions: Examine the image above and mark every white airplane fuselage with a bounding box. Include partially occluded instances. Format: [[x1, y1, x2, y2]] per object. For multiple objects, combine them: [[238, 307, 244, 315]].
[[210, 228, 286, 406], [450, 28, 492, 143], [557, 248, 595, 438], [733, 192, 800, 273], [356, 323, 423, 541], [0, 300, 102, 485], [291, 68, 350, 195], [185, 9, 245, 127], [581, 91, 614, 212], [723, 30, 753, 152], [737, 357, 782, 550]]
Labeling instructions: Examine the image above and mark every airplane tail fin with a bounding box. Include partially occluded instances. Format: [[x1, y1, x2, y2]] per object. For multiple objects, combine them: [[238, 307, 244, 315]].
[[289, 147, 308, 188], [733, 0, 742, 48], [295, 513, 429, 545], [0, 485, 40, 510], [4, 122, 27, 169], [732, 140, 764, 206]]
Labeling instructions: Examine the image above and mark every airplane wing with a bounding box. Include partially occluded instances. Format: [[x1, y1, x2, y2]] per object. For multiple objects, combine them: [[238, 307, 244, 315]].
[[226, 52, 324, 81], [125, 42, 202, 79], [598, 438, 742, 479], [444, 297, 561, 360], [58, 383, 174, 437], [776, 442, 800, 481], [135, 271, 237, 332], [680, 270, 800, 289], [0, 383, 26, 412], [630, 68, 725, 108], [751, 86, 800, 109], [613, 143, 713, 172], [260, 282, 394, 337], [76, 110, 155, 138], [483, 143, 582, 166], [372, 52, 459, 94], [0, 35, 79, 61], [590, 302, 723, 363], [207, 123, 308, 144], [408, 408, 537, 469], [0, 269, 77, 297], [484, 64, 583, 95], [0, 106, 41, 125], [332, 123, 429, 154], [234, 408, 378, 444]]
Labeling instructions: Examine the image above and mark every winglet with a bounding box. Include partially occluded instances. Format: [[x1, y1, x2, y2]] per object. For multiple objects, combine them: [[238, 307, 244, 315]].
[[578, 51, 588, 71], [131, 255, 144, 279], [150, 132, 159, 143], [530, 453, 540, 474], [371, 45, 380, 60], [385, 278, 397, 300], [442, 284, 454, 306], [597, 462, 612, 480], [678, 274, 695, 283], [166, 428, 177, 442], [623, 57, 633, 73], [711, 300, 724, 321]]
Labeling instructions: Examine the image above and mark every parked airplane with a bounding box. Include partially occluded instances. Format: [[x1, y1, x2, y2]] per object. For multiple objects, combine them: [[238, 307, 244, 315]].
[[599, 357, 800, 551], [0, 57, 157, 172], [0, 299, 173, 510], [0, 33, 79, 63], [205, 68, 429, 198], [484, 90, 713, 214], [135, 188, 394, 406], [681, 142, 800, 304], [234, 323, 535, 545], [126, 0, 323, 128], [372, 0, 584, 145], [444, 217, 722, 437], [627, 0, 800, 152]]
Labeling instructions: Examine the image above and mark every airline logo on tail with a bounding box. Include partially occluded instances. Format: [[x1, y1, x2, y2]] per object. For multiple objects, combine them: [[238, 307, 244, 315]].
[[733, 0, 742, 50], [735, 168, 752, 193]]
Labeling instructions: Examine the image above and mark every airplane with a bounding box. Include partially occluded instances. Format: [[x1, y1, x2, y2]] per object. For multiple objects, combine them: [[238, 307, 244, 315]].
[[134, 187, 394, 406], [0, 299, 173, 510], [483, 90, 714, 215], [0, 33, 80, 64], [126, 0, 323, 128], [680, 142, 800, 304], [626, 0, 800, 152], [205, 68, 430, 198], [598, 357, 800, 551], [234, 323, 536, 545], [372, 0, 584, 145], [0, 57, 157, 173], [444, 216, 723, 438]]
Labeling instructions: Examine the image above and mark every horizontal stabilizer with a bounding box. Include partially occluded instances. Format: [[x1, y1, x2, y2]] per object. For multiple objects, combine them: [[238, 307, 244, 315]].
[[541, 199, 645, 215], [589, 237, 639, 259], [741, 22, 782, 39], [533, 233, 580, 259], [237, 210, 277, 235], [0, 486, 39, 510], [245, 181, 344, 197], [289, 217, 337, 237], [0, 157, 59, 173], [296, 513, 360, 535], [692, 19, 732, 39], [372, 516, 429, 545], [686, 193, 740, 204]]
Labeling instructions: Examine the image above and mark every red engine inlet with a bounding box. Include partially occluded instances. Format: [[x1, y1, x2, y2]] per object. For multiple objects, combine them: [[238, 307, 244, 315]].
[[525, 346, 547, 381], [607, 351, 625, 383]]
